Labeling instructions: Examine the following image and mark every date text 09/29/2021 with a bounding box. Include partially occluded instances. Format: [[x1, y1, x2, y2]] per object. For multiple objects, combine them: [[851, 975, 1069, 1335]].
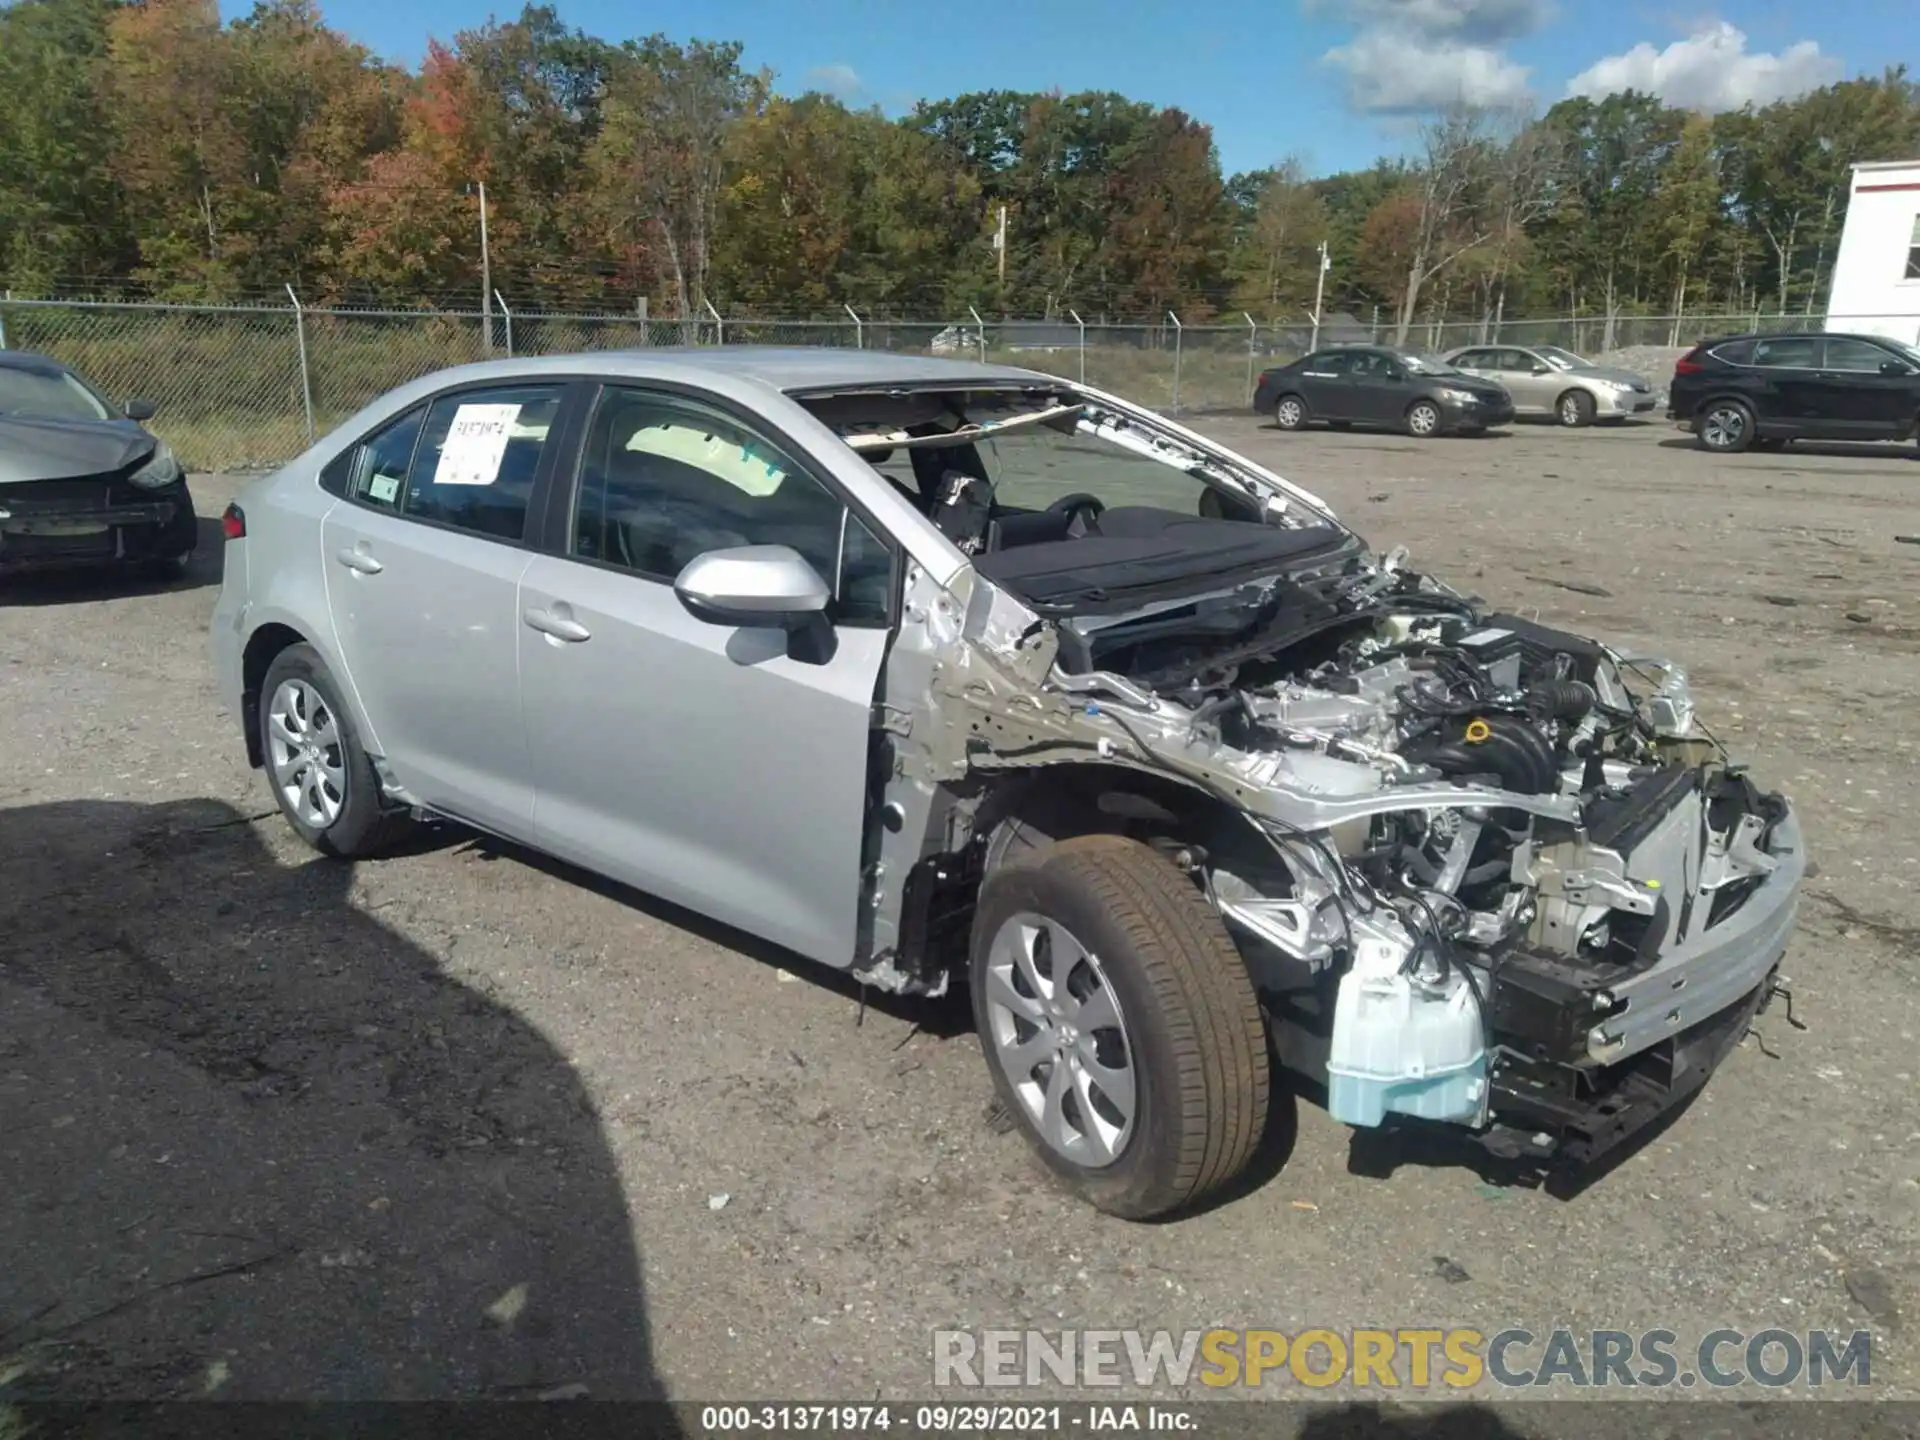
[[700, 1406, 1193, 1433]]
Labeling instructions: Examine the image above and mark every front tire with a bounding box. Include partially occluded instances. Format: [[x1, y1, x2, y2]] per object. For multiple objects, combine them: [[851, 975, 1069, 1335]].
[[1697, 400, 1756, 453], [259, 643, 411, 858], [970, 835, 1270, 1219], [1556, 389, 1596, 427], [1406, 400, 1442, 438], [1272, 394, 1308, 431]]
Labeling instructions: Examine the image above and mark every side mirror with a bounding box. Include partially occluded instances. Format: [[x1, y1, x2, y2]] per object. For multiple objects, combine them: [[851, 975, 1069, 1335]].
[[125, 399, 158, 421], [1882, 360, 1913, 377], [1530, 364, 1551, 375], [674, 544, 830, 632]]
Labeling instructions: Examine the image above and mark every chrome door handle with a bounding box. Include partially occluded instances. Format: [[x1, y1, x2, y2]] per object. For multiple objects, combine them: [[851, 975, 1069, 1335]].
[[335, 548, 383, 574], [523, 607, 591, 643]]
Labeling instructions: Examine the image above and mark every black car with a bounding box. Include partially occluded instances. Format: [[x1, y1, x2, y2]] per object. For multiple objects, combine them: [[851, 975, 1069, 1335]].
[[1253, 346, 1515, 438], [1667, 331, 1920, 454], [0, 350, 195, 576]]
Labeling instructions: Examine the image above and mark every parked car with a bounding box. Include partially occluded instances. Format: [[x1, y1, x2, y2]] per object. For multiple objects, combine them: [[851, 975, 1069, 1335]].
[[212, 348, 1804, 1219], [1254, 346, 1515, 437], [0, 350, 195, 576], [1668, 331, 1920, 453], [1441, 343, 1657, 426]]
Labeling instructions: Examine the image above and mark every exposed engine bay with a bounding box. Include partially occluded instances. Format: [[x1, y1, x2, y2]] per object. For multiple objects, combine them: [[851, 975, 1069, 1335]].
[[809, 377, 1805, 1171], [1020, 560, 1800, 1163]]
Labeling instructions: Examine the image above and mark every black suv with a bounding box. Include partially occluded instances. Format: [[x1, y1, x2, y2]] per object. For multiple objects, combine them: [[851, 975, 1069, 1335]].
[[1254, 346, 1514, 438], [1668, 331, 1920, 454]]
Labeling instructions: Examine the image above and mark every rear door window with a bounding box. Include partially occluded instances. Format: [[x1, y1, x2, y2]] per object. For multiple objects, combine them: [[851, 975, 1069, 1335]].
[[402, 384, 565, 542], [322, 403, 425, 501], [1303, 351, 1350, 375], [1752, 336, 1819, 369]]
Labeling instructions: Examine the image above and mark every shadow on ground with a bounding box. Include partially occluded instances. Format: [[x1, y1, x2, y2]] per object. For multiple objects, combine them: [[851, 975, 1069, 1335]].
[[1293, 1404, 1536, 1440], [1655, 436, 1918, 463], [0, 797, 670, 1407]]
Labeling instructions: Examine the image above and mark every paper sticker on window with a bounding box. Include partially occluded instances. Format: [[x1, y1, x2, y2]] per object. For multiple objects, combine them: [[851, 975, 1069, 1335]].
[[433, 403, 522, 487], [369, 474, 401, 505]]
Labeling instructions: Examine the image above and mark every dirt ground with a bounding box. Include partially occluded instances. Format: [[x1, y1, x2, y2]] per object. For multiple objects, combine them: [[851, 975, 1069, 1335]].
[[2, 415, 1918, 1425]]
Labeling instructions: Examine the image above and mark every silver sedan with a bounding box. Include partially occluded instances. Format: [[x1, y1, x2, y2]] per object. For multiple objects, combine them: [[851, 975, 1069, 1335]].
[[208, 347, 1804, 1219], [1442, 343, 1658, 426]]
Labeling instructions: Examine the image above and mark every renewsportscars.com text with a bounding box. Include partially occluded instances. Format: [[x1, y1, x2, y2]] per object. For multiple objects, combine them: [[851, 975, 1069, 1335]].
[[932, 1327, 1873, 1391]]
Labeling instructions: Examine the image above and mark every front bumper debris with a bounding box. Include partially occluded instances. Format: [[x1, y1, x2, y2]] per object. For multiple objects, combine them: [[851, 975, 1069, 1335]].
[[1473, 783, 1803, 1168], [0, 478, 193, 569]]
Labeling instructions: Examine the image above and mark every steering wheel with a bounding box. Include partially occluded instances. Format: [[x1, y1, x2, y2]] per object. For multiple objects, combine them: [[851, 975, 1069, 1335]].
[[1046, 492, 1106, 534]]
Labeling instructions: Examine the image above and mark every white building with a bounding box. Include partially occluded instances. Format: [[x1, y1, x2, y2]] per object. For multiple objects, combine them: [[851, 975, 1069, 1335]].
[[1826, 158, 1920, 345]]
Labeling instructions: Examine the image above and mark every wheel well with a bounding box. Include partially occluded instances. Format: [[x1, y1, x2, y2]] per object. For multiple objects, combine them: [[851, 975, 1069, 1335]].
[[240, 623, 307, 768], [1557, 387, 1592, 408], [893, 765, 1261, 993]]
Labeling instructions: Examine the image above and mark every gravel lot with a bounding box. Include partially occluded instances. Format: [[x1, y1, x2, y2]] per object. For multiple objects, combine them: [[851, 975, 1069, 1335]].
[[2, 415, 1917, 1424]]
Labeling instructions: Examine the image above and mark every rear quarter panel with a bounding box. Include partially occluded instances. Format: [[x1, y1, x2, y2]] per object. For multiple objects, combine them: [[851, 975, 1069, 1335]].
[[213, 464, 382, 763]]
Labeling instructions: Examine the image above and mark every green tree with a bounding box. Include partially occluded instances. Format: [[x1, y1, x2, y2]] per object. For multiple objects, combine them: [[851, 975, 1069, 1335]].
[[1229, 156, 1329, 319], [0, 0, 133, 290], [586, 36, 767, 317], [1650, 114, 1722, 332]]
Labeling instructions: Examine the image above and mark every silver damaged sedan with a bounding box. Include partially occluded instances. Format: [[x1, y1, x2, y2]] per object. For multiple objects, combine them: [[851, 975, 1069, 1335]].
[[210, 349, 1805, 1218]]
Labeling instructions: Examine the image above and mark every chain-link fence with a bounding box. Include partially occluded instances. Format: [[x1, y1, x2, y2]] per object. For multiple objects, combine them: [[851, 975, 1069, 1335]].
[[0, 296, 1913, 472]]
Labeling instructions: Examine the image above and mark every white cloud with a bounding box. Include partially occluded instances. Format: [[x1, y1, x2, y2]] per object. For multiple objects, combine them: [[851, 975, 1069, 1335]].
[[1324, 31, 1533, 113], [804, 63, 863, 99], [1566, 22, 1842, 112], [1328, 0, 1550, 44], [1316, 0, 1545, 114]]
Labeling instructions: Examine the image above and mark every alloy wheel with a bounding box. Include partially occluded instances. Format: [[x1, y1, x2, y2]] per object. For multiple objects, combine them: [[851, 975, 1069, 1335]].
[[983, 912, 1137, 1168], [1408, 402, 1440, 437], [1701, 404, 1747, 450], [1276, 397, 1304, 429], [267, 678, 347, 829]]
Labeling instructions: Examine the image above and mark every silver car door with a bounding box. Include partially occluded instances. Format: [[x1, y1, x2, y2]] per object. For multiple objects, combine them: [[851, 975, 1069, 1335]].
[[319, 380, 567, 837], [1503, 348, 1557, 413], [1450, 348, 1496, 382], [517, 383, 893, 968]]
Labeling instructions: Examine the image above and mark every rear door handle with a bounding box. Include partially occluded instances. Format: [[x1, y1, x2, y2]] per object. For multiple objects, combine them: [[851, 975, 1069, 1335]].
[[335, 547, 383, 575], [523, 606, 591, 643]]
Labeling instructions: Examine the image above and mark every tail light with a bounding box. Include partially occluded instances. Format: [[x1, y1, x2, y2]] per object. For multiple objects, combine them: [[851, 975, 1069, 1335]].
[[221, 503, 246, 540], [1673, 349, 1705, 375]]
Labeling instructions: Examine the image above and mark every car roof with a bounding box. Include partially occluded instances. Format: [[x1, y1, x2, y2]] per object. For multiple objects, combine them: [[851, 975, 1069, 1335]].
[[1702, 331, 1895, 346], [386, 346, 1058, 397], [0, 349, 71, 375]]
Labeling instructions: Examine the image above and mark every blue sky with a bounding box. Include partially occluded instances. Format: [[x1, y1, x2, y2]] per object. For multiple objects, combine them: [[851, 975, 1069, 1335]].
[[253, 0, 1918, 176]]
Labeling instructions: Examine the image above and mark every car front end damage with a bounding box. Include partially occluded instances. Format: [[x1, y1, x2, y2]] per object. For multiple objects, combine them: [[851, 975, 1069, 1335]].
[[859, 523, 1802, 1176], [0, 473, 196, 570]]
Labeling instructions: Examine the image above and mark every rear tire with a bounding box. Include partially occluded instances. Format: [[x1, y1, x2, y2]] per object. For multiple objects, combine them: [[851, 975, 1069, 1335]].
[[971, 835, 1270, 1220], [1406, 400, 1442, 438], [1556, 389, 1596, 427], [1697, 399, 1756, 453], [259, 643, 412, 858], [1272, 394, 1308, 431]]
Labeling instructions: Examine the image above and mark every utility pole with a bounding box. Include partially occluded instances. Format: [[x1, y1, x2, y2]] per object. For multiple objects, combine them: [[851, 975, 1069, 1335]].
[[478, 180, 494, 356], [1310, 240, 1330, 352], [995, 205, 1007, 295]]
